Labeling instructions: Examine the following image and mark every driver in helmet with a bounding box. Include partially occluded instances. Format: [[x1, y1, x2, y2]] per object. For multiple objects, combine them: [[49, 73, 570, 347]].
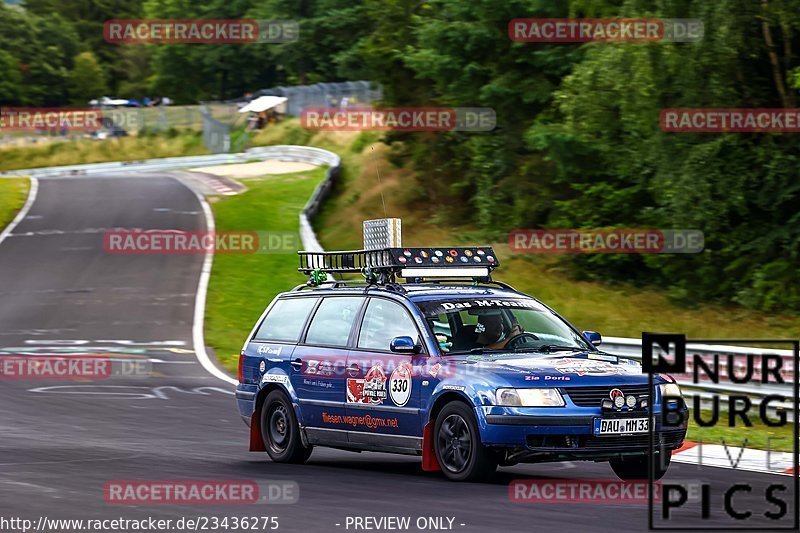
[[475, 311, 523, 349]]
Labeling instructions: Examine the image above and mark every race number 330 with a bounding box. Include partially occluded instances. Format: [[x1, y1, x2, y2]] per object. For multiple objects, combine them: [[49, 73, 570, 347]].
[[389, 362, 413, 407]]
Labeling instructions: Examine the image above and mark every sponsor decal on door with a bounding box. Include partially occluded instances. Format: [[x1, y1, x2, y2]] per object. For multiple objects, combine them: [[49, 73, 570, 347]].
[[346, 363, 387, 404]]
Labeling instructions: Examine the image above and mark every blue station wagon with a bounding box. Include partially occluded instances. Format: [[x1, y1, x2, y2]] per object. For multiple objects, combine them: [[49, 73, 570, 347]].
[[236, 246, 688, 481]]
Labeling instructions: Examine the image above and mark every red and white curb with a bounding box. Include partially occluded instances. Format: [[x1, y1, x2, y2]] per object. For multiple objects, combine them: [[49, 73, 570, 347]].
[[671, 441, 796, 476], [188, 172, 241, 196], [208, 178, 237, 196]]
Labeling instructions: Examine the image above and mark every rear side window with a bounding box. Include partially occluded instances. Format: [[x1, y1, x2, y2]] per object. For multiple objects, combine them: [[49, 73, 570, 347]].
[[254, 298, 317, 343], [305, 297, 363, 347]]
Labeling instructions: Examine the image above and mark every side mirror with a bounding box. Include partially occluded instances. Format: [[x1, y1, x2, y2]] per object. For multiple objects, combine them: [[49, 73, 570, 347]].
[[390, 336, 421, 354], [582, 331, 602, 346]]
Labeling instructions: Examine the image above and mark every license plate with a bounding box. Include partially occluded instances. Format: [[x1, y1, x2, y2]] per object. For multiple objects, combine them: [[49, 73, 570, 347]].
[[593, 417, 649, 436]]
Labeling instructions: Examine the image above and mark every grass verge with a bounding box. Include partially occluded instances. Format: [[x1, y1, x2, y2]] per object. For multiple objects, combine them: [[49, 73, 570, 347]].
[[0, 178, 31, 231], [0, 131, 207, 172], [685, 410, 795, 452], [205, 167, 328, 373]]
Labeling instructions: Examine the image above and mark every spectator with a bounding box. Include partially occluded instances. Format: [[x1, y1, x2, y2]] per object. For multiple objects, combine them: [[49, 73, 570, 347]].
[[246, 114, 259, 131]]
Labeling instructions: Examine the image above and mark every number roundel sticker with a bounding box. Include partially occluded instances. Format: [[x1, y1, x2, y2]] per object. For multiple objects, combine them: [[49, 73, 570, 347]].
[[389, 362, 413, 407]]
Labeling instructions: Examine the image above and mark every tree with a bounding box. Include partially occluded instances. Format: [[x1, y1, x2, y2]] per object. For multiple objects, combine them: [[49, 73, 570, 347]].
[[70, 51, 109, 103], [0, 50, 22, 104], [528, 0, 800, 309], [25, 0, 147, 94]]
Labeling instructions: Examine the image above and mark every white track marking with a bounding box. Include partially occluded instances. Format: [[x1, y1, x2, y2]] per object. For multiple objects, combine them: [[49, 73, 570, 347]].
[[672, 443, 796, 476], [188, 183, 237, 385], [27, 385, 234, 399], [2, 176, 236, 385], [0, 177, 39, 247]]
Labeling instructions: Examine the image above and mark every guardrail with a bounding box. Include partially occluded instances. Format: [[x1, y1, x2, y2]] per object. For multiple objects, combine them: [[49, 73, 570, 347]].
[[0, 145, 339, 180], [602, 336, 796, 419], [273, 146, 341, 254]]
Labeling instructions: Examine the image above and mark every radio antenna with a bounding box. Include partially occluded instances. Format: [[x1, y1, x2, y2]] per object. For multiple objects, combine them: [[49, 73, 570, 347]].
[[371, 145, 388, 219]]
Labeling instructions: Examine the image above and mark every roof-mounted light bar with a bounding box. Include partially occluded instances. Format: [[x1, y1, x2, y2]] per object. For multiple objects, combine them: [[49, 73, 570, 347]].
[[389, 247, 497, 268], [399, 267, 490, 279], [298, 246, 498, 285]]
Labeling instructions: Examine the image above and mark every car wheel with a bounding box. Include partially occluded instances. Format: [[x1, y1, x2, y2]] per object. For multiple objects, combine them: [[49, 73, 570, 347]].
[[610, 453, 671, 481], [260, 390, 312, 464], [434, 402, 497, 481]]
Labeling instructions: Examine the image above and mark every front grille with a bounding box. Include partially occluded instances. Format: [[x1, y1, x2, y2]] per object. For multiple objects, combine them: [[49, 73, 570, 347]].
[[583, 433, 684, 449], [563, 385, 651, 407], [526, 432, 684, 451], [584, 434, 651, 448]]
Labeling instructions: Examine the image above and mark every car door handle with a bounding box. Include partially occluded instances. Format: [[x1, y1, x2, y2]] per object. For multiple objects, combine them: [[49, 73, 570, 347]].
[[290, 359, 303, 370]]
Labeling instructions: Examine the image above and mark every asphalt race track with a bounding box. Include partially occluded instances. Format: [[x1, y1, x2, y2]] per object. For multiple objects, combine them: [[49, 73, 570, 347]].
[[0, 175, 795, 533]]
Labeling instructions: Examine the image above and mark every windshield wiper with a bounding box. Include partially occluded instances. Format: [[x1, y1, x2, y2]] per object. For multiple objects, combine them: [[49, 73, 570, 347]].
[[530, 345, 581, 353], [447, 348, 505, 355]]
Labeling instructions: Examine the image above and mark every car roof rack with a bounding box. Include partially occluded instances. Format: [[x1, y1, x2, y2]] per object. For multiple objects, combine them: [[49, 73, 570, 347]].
[[420, 279, 517, 291], [291, 279, 409, 293], [298, 246, 499, 287]]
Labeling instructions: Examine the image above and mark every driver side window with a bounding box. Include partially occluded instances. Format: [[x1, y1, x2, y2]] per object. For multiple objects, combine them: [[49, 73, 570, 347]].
[[357, 299, 419, 351]]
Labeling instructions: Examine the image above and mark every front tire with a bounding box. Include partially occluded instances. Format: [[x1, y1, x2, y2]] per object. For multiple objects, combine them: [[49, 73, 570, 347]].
[[260, 390, 312, 464], [434, 402, 497, 481], [610, 453, 671, 481]]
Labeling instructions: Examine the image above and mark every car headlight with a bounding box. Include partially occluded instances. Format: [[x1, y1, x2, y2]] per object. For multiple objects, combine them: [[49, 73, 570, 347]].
[[495, 388, 565, 407], [658, 382, 682, 400]]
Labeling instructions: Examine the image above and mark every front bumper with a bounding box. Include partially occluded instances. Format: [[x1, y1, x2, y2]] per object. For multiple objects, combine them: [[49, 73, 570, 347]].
[[477, 405, 688, 458]]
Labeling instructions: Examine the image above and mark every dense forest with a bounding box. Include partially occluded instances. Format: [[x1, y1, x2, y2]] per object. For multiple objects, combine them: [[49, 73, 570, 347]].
[[2, 0, 800, 312]]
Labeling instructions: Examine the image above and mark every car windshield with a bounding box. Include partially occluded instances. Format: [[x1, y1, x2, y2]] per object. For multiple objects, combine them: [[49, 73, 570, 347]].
[[416, 297, 592, 355]]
